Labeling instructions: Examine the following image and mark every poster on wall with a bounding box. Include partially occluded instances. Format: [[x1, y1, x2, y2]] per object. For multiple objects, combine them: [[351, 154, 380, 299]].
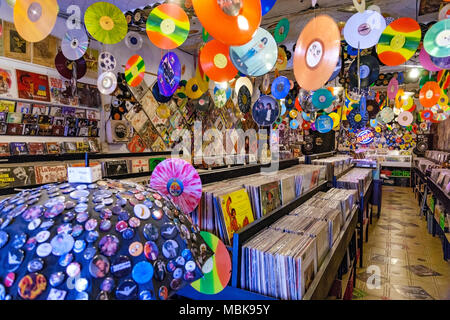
[[76, 82, 102, 108], [0, 67, 16, 98], [49, 76, 78, 105], [3, 21, 31, 62], [84, 48, 99, 78], [32, 35, 59, 68], [16, 69, 51, 102], [0, 19, 4, 56]]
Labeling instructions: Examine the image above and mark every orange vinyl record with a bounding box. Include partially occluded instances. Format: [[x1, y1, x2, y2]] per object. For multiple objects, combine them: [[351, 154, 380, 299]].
[[293, 15, 341, 91], [419, 81, 441, 108], [191, 0, 262, 46], [199, 40, 237, 82]]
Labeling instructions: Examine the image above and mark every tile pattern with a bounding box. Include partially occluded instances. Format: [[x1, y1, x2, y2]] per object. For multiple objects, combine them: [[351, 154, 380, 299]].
[[354, 186, 450, 300]]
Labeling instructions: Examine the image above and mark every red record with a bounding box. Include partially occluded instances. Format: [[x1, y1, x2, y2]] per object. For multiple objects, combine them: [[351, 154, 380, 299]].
[[192, 0, 262, 46], [419, 81, 441, 108], [420, 109, 433, 121], [302, 121, 311, 130], [199, 40, 237, 82], [55, 51, 87, 80]]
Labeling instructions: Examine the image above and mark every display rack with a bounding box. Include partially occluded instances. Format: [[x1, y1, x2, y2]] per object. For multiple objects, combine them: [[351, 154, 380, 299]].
[[305, 151, 337, 164]]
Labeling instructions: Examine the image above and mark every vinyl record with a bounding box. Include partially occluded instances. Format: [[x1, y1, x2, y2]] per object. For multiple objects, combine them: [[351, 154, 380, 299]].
[[213, 88, 227, 108], [419, 48, 442, 72], [302, 122, 311, 130], [235, 77, 253, 96], [55, 52, 87, 80], [238, 85, 251, 113], [194, 92, 213, 112], [439, 4, 450, 21], [430, 55, 450, 69], [13, 0, 59, 43], [387, 78, 399, 100], [98, 52, 117, 71], [192, 0, 261, 46], [285, 91, 296, 109], [347, 108, 369, 129], [97, 72, 117, 95], [369, 118, 378, 127], [312, 89, 334, 110], [156, 104, 171, 119], [423, 20, 450, 58], [315, 114, 333, 133], [229, 28, 277, 77], [157, 52, 181, 97], [252, 95, 280, 126], [293, 15, 340, 91], [271, 76, 290, 100], [343, 10, 386, 50], [185, 78, 204, 99], [438, 92, 449, 107], [420, 109, 433, 121], [146, 3, 190, 50], [328, 58, 342, 82], [274, 18, 290, 43], [329, 112, 340, 128], [150, 158, 202, 214], [437, 70, 450, 90], [275, 47, 288, 71], [289, 109, 298, 119], [125, 32, 143, 51], [397, 111, 413, 126], [200, 40, 237, 82], [366, 99, 380, 118], [290, 119, 299, 129], [61, 29, 89, 61], [84, 2, 128, 45], [376, 17, 421, 66], [261, 0, 277, 16], [419, 81, 441, 108], [379, 106, 395, 123], [348, 55, 379, 88], [125, 55, 145, 87], [190, 231, 231, 295]]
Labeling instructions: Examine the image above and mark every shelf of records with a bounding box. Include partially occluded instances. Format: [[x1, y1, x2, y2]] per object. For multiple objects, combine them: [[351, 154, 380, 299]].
[[0, 140, 101, 158], [335, 168, 374, 197], [311, 155, 353, 181]]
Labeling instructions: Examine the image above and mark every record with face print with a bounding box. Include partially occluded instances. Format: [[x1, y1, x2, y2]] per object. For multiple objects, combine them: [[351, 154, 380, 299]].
[[348, 55, 379, 88], [252, 95, 280, 126], [157, 52, 181, 97]]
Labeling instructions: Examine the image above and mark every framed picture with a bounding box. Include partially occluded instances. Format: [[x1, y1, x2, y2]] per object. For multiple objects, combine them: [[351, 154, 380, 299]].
[[16, 70, 51, 102], [84, 47, 99, 78], [3, 21, 31, 62], [32, 35, 59, 68]]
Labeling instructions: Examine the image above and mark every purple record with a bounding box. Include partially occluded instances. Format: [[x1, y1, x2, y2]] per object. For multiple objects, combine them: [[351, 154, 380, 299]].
[[55, 52, 87, 80], [430, 55, 450, 70], [252, 95, 280, 126], [157, 52, 181, 97]]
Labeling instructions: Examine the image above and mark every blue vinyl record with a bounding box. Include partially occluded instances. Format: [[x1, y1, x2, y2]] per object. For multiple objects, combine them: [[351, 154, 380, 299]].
[[152, 81, 172, 103], [261, 0, 277, 15], [312, 89, 334, 109], [346, 45, 362, 56], [252, 95, 280, 126], [271, 76, 290, 99], [302, 111, 310, 122], [157, 52, 181, 97], [315, 114, 333, 133], [289, 119, 299, 129]]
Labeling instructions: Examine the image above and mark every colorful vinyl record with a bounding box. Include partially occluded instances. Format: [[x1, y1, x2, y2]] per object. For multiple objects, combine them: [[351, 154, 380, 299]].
[[343, 10, 386, 50], [252, 95, 280, 126], [125, 32, 143, 51], [312, 88, 334, 109], [146, 3, 190, 50], [430, 55, 450, 69], [419, 81, 441, 108], [261, 0, 277, 16], [438, 92, 449, 107], [157, 52, 181, 97], [366, 99, 380, 118], [348, 55, 379, 88], [191, 231, 231, 295], [125, 55, 145, 87], [238, 85, 251, 113], [271, 76, 290, 100], [379, 106, 395, 123], [347, 108, 369, 129], [439, 4, 450, 21], [186, 78, 204, 99], [229, 28, 277, 77], [275, 47, 288, 71], [200, 40, 237, 82], [192, 0, 261, 46], [194, 92, 213, 112], [397, 111, 413, 126], [315, 114, 333, 133], [289, 109, 298, 119], [369, 118, 378, 127], [328, 58, 342, 82], [235, 77, 253, 96], [150, 158, 202, 214], [431, 104, 450, 122], [61, 29, 89, 61], [13, 0, 59, 43], [376, 17, 421, 66], [419, 48, 442, 72], [274, 18, 290, 43], [152, 81, 172, 103], [84, 2, 128, 45], [97, 72, 117, 95], [55, 52, 87, 80], [423, 20, 450, 58], [293, 15, 340, 91], [420, 109, 433, 121], [213, 88, 227, 108], [290, 119, 299, 129], [156, 104, 171, 119], [387, 78, 399, 100], [98, 52, 117, 71], [437, 70, 450, 90], [329, 112, 340, 128]]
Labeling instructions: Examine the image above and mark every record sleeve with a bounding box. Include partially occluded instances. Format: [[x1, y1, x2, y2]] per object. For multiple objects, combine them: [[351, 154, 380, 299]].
[[34, 165, 67, 184], [104, 160, 129, 177], [219, 189, 254, 242], [16, 69, 51, 102], [0, 143, 10, 156]]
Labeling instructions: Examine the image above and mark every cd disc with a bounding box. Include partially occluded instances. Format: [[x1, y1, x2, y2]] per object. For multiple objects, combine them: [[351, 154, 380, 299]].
[[200, 40, 237, 82], [98, 52, 117, 71], [157, 52, 181, 97], [387, 78, 399, 100], [271, 76, 290, 100], [439, 4, 450, 21], [229, 28, 277, 77], [419, 81, 441, 108], [238, 85, 251, 113], [55, 52, 87, 80], [419, 47, 442, 72], [186, 78, 204, 99], [192, 0, 261, 46], [348, 55, 379, 88], [431, 104, 450, 122], [312, 89, 334, 110], [150, 158, 202, 214], [376, 17, 421, 66], [235, 77, 253, 96], [13, 0, 58, 43], [293, 15, 340, 91], [146, 3, 190, 50], [125, 55, 145, 87], [61, 29, 89, 61], [343, 10, 386, 50], [252, 95, 280, 126], [397, 111, 413, 126], [275, 47, 288, 71], [125, 32, 143, 51], [423, 20, 450, 58], [430, 55, 450, 69], [97, 72, 117, 95], [84, 2, 128, 45], [274, 18, 290, 43]]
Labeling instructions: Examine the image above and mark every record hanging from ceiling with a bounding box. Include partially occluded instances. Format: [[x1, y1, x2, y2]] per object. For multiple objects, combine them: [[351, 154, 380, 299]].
[[376, 17, 421, 66], [98, 52, 117, 72], [423, 19, 450, 58], [293, 15, 340, 91], [387, 77, 399, 100], [419, 47, 442, 71], [271, 76, 290, 100], [252, 95, 280, 126], [348, 55, 380, 88], [13, 0, 59, 43], [125, 31, 144, 51], [430, 55, 450, 70], [199, 40, 237, 82], [261, 0, 277, 16], [157, 52, 181, 97], [152, 81, 172, 103], [146, 3, 190, 50], [312, 88, 334, 110], [213, 87, 228, 108], [125, 55, 145, 87], [274, 18, 290, 43], [347, 108, 369, 129], [419, 81, 441, 108], [397, 110, 413, 126], [61, 29, 89, 61], [235, 77, 253, 96], [229, 28, 278, 77], [185, 78, 204, 100], [343, 10, 386, 50], [192, 0, 262, 46], [97, 71, 117, 95], [238, 85, 251, 114], [55, 52, 87, 80], [84, 1, 128, 45], [275, 46, 288, 71], [366, 99, 380, 118], [431, 104, 449, 122]]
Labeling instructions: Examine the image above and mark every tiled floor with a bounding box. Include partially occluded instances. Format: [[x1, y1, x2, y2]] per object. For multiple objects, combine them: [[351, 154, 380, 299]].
[[353, 186, 450, 300]]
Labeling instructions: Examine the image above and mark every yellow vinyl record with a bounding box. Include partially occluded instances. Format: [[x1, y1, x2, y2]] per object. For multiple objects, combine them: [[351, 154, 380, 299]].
[[14, 0, 59, 43], [328, 112, 340, 128], [186, 78, 204, 99], [275, 47, 288, 71], [156, 104, 171, 119]]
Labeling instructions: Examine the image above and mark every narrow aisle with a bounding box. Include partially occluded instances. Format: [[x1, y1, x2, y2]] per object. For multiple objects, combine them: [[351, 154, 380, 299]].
[[354, 186, 450, 300]]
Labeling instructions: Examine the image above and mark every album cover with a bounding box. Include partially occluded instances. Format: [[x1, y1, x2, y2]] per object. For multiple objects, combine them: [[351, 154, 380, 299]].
[[88, 138, 101, 153], [151, 136, 167, 152], [52, 116, 65, 126], [0, 122, 7, 135], [23, 124, 39, 135], [281, 177, 296, 205], [52, 125, 65, 136], [46, 142, 60, 154], [16, 102, 32, 113], [27, 142, 46, 155], [76, 118, 89, 127], [0, 143, 10, 156], [89, 127, 99, 137], [6, 112, 23, 124], [219, 189, 254, 242], [76, 142, 90, 153], [62, 106, 76, 115], [16, 70, 50, 102], [6, 123, 24, 135], [77, 127, 90, 137], [125, 106, 149, 133], [32, 104, 49, 115], [49, 106, 63, 117], [0, 100, 16, 112], [0, 67, 16, 98], [65, 116, 77, 127], [22, 113, 37, 124], [10, 142, 28, 155], [76, 82, 102, 108], [130, 158, 150, 173], [88, 119, 99, 128], [34, 165, 67, 184], [104, 160, 129, 177], [38, 124, 52, 136], [3, 21, 31, 62], [149, 157, 166, 172], [0, 112, 7, 122], [84, 47, 99, 79], [86, 110, 101, 120], [0, 166, 36, 188], [63, 142, 77, 153], [37, 115, 52, 125], [138, 121, 160, 150], [259, 181, 282, 216], [64, 126, 77, 137], [32, 35, 59, 68]]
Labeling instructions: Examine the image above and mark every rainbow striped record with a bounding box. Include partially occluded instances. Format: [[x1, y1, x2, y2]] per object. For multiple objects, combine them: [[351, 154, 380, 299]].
[[146, 3, 190, 50], [125, 55, 145, 87], [191, 231, 231, 295], [157, 52, 181, 97], [150, 158, 202, 214]]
